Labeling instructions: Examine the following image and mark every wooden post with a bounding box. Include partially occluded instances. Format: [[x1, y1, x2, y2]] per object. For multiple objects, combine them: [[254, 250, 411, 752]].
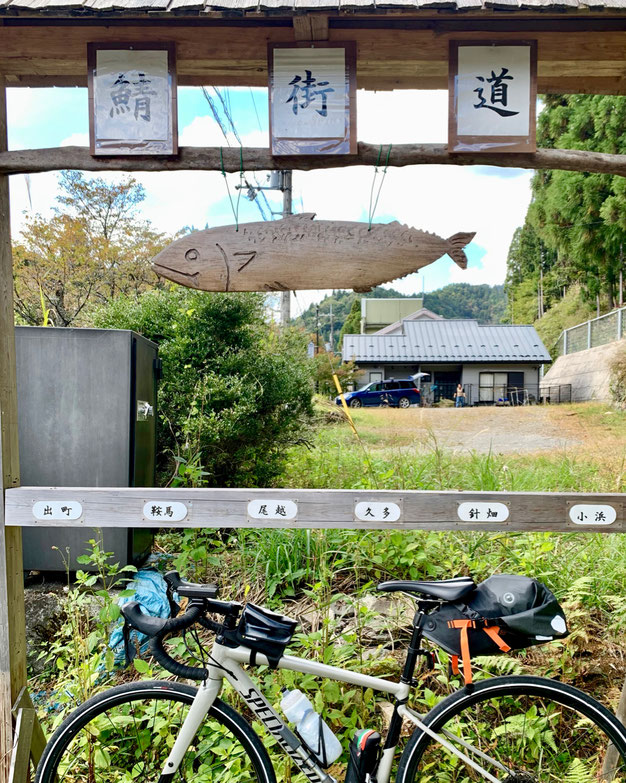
[[0, 76, 28, 782]]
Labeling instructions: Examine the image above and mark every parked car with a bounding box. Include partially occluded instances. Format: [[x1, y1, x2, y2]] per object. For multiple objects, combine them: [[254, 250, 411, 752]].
[[335, 378, 421, 409]]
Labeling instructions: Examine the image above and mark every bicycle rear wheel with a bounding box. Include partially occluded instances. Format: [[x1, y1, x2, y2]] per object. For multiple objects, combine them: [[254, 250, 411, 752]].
[[396, 675, 626, 783], [36, 680, 276, 783]]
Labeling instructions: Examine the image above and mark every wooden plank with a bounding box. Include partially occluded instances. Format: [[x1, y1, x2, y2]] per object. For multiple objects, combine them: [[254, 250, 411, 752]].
[[293, 13, 329, 39], [4, 486, 625, 532], [7, 708, 33, 783], [3, 23, 626, 92], [0, 76, 27, 783], [0, 425, 12, 783], [11, 688, 46, 770], [5, 143, 626, 179]]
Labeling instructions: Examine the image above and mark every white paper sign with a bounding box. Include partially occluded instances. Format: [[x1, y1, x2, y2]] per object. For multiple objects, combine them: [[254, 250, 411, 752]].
[[354, 501, 402, 523], [272, 48, 346, 139], [248, 499, 298, 521], [33, 501, 83, 522], [456, 46, 531, 137], [569, 504, 617, 526], [90, 45, 176, 155], [458, 502, 510, 523], [143, 501, 188, 522]]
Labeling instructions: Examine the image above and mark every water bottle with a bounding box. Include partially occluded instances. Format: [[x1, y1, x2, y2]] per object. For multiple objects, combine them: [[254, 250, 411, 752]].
[[280, 690, 342, 767]]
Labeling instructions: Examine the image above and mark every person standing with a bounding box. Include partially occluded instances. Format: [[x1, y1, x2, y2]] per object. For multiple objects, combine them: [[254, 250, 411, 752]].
[[454, 383, 466, 408]]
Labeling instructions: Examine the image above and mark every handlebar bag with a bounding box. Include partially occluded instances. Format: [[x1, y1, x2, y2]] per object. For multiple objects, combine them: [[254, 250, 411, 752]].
[[235, 603, 298, 668], [422, 575, 568, 684]]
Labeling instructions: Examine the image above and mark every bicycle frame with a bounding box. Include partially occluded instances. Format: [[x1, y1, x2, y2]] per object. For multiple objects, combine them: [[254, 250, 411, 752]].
[[159, 639, 502, 783]]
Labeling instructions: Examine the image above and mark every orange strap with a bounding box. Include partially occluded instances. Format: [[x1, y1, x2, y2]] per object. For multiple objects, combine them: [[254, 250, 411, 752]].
[[448, 619, 475, 686], [483, 625, 512, 653]]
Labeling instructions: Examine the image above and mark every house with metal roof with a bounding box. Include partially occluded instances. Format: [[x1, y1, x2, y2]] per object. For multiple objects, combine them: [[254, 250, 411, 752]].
[[342, 318, 551, 405]]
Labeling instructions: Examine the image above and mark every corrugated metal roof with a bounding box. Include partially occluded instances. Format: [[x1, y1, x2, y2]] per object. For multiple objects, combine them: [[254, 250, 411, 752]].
[[1, 0, 625, 13], [342, 320, 551, 363]]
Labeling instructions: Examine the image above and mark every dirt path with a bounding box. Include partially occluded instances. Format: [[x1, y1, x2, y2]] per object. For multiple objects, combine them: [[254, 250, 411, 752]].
[[413, 406, 581, 453], [351, 405, 588, 454]]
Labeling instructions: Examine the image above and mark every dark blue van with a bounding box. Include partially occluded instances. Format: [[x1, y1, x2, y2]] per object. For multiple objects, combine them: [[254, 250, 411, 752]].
[[336, 378, 421, 408]]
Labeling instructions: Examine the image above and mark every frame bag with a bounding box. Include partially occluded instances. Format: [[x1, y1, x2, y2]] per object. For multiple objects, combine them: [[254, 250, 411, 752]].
[[422, 575, 569, 686]]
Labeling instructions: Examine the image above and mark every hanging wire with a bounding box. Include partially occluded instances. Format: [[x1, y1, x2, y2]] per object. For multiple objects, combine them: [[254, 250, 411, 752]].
[[220, 147, 244, 231], [249, 87, 263, 132], [367, 144, 392, 230]]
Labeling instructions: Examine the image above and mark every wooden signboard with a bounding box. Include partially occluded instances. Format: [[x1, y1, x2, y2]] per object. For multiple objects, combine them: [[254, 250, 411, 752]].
[[88, 42, 178, 156], [151, 214, 475, 292], [449, 41, 537, 154]]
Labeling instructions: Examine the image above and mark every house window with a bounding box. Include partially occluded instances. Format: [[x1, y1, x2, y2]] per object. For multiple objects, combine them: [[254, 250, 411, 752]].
[[369, 371, 383, 384], [479, 372, 508, 402]]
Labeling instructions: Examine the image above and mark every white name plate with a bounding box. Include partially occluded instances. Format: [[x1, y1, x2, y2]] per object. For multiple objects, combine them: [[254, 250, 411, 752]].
[[33, 501, 83, 522], [143, 501, 189, 522], [248, 499, 298, 521], [569, 504, 617, 526], [355, 501, 402, 523], [458, 502, 509, 523]]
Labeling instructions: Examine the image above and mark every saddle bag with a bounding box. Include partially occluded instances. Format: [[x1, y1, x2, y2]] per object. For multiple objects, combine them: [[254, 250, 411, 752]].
[[422, 575, 569, 686]]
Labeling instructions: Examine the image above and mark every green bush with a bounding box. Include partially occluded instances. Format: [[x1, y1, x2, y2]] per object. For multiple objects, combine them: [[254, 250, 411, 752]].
[[94, 287, 314, 486]]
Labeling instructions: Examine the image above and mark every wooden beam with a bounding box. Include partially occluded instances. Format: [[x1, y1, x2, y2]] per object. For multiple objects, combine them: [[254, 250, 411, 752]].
[[3, 143, 626, 178], [7, 708, 33, 783], [11, 688, 46, 771], [0, 78, 27, 783], [4, 486, 624, 532], [0, 422, 12, 783], [293, 14, 329, 41], [2, 23, 626, 92]]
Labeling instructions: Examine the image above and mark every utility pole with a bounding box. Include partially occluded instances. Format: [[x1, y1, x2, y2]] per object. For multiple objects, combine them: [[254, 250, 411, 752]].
[[315, 305, 320, 355], [329, 303, 334, 352], [236, 169, 293, 326], [280, 171, 292, 326], [619, 242, 624, 307]]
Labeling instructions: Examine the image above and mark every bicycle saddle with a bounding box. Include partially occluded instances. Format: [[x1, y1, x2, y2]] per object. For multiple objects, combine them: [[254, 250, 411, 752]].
[[377, 577, 476, 602]]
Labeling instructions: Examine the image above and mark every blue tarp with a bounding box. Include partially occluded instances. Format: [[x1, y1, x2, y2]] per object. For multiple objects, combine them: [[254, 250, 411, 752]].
[[109, 568, 172, 665]]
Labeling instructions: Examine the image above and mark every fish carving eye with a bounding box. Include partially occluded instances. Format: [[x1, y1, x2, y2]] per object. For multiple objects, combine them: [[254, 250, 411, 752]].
[[185, 248, 199, 262]]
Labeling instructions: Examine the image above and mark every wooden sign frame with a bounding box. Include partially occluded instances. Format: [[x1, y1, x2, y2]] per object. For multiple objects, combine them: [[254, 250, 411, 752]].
[[87, 41, 178, 157], [448, 40, 537, 154], [268, 41, 357, 156]]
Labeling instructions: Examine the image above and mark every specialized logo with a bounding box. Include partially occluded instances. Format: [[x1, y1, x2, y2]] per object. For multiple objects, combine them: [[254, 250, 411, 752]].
[[240, 687, 329, 783]]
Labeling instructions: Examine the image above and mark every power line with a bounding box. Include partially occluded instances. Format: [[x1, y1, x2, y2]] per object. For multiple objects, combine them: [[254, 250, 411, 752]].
[[249, 88, 263, 132], [201, 87, 230, 144], [213, 87, 242, 146]]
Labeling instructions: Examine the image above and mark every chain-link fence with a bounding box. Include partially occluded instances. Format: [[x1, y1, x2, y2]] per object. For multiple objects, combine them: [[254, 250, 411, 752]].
[[554, 306, 625, 358]]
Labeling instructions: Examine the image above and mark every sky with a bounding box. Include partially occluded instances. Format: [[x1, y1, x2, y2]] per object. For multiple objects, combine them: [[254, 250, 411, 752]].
[[6, 85, 534, 314]]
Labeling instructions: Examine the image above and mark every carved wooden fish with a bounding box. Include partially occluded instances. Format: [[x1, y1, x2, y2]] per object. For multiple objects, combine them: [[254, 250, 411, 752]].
[[151, 214, 476, 293]]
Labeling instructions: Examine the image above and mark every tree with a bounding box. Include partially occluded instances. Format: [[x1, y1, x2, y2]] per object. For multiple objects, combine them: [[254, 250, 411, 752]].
[[523, 94, 626, 311], [338, 299, 361, 346], [312, 351, 363, 397], [13, 172, 169, 326], [94, 288, 315, 488]]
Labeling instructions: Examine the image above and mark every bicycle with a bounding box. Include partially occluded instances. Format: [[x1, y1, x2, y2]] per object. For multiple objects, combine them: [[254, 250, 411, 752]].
[[35, 571, 626, 783]]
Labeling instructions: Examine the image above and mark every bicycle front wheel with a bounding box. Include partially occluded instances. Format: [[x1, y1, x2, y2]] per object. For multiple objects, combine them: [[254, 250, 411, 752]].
[[397, 675, 626, 783], [36, 680, 276, 783]]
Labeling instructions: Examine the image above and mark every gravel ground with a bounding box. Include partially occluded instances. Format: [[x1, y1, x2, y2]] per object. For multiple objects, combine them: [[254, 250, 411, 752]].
[[414, 406, 581, 454]]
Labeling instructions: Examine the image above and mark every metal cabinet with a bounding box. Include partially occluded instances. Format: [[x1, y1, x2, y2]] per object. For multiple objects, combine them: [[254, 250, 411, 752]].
[[16, 327, 158, 571]]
